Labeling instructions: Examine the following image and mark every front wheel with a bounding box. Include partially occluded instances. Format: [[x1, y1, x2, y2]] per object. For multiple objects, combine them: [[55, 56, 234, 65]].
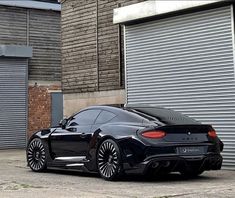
[[97, 139, 122, 181], [27, 138, 47, 172]]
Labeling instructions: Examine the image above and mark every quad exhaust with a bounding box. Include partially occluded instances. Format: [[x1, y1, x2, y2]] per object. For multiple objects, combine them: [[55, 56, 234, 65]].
[[151, 161, 171, 168]]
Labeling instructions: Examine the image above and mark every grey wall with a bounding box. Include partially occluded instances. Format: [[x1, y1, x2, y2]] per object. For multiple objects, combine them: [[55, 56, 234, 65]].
[[51, 92, 63, 126], [0, 5, 61, 81]]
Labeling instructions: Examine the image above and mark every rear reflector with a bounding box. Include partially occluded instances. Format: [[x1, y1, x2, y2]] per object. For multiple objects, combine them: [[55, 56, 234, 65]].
[[208, 130, 217, 138], [141, 130, 166, 139]]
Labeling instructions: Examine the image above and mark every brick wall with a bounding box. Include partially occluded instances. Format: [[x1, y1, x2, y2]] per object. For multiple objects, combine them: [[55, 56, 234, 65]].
[[28, 84, 61, 138], [61, 0, 146, 93]]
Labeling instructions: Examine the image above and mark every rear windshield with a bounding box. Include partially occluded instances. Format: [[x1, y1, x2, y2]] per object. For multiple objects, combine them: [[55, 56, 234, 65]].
[[125, 107, 199, 125]]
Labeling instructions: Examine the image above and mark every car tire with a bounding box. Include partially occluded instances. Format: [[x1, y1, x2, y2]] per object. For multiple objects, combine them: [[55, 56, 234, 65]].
[[97, 139, 122, 181], [27, 138, 47, 172]]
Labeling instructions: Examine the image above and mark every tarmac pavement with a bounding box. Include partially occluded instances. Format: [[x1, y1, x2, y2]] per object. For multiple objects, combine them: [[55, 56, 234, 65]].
[[0, 149, 235, 198]]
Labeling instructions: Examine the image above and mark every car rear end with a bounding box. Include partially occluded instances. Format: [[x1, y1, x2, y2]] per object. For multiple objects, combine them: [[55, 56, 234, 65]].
[[124, 106, 223, 176], [137, 124, 223, 175]]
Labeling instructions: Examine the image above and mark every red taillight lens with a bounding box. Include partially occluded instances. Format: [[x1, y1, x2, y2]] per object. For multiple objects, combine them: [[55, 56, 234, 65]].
[[208, 130, 217, 138], [141, 130, 166, 139]]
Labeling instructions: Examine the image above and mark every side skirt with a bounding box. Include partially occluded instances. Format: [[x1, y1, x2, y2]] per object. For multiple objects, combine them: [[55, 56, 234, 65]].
[[47, 156, 96, 173]]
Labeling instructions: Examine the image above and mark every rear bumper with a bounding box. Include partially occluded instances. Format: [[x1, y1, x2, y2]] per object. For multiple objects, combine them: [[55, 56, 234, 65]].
[[123, 153, 223, 175]]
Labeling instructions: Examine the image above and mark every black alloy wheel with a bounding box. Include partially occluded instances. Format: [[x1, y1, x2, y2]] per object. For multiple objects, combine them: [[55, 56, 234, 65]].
[[97, 139, 122, 181], [27, 138, 47, 172]]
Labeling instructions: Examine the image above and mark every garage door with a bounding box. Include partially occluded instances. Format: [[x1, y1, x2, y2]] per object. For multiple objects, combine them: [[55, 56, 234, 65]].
[[125, 5, 235, 169], [0, 58, 28, 149]]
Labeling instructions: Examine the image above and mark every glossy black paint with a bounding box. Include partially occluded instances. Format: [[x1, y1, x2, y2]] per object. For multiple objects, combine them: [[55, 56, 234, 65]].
[[27, 105, 223, 176]]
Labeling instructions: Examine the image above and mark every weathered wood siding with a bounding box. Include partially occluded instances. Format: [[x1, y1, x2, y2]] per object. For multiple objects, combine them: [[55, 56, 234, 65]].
[[0, 6, 27, 45], [29, 9, 61, 80], [62, 0, 97, 93], [61, 0, 146, 93], [0, 5, 61, 81], [97, 0, 120, 91]]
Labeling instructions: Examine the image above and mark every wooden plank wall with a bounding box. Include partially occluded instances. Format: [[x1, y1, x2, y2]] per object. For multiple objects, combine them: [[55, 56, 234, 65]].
[[0, 6, 27, 45], [0, 5, 61, 81], [61, 0, 146, 93], [98, 0, 146, 91], [61, 0, 98, 93], [29, 9, 61, 81]]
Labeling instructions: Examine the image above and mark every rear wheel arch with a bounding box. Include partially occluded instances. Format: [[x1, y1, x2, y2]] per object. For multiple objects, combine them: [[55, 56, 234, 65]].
[[96, 136, 119, 159], [96, 138, 123, 180], [97, 135, 117, 149]]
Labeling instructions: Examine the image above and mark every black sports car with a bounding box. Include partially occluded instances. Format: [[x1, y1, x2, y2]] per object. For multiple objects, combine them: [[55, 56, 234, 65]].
[[27, 104, 223, 180]]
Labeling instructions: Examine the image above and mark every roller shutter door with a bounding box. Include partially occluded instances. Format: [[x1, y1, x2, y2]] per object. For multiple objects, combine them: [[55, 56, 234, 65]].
[[125, 5, 235, 169], [0, 58, 27, 149]]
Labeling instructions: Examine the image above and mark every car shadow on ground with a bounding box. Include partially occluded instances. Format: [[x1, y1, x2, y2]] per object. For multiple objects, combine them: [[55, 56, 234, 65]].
[[120, 173, 218, 183], [32, 168, 220, 183]]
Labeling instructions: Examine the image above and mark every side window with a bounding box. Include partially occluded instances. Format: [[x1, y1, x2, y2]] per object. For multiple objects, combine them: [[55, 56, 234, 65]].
[[95, 110, 116, 124], [69, 110, 101, 126]]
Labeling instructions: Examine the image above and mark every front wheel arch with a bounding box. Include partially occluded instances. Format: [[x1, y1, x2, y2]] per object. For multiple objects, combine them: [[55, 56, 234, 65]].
[[27, 138, 47, 172]]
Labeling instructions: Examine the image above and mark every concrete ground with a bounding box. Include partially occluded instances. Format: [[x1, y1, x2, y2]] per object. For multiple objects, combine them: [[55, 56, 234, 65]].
[[0, 150, 235, 198]]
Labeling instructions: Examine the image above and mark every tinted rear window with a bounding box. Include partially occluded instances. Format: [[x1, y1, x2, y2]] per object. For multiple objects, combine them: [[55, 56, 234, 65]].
[[126, 107, 199, 125]]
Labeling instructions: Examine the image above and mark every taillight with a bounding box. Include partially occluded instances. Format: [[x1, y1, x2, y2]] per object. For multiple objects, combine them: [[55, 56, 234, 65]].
[[208, 130, 217, 138], [141, 130, 166, 139]]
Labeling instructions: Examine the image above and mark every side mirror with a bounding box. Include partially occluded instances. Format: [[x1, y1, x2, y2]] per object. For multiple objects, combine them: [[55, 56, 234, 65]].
[[59, 118, 68, 129]]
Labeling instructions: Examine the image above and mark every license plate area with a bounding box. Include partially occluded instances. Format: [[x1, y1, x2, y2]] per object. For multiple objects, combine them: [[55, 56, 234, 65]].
[[177, 146, 206, 155]]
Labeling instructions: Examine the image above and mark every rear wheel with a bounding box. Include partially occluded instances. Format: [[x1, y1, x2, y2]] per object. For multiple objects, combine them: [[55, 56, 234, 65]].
[[97, 139, 122, 181], [27, 138, 47, 172]]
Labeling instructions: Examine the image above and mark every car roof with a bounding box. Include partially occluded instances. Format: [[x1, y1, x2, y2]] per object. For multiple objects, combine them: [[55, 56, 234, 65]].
[[84, 104, 169, 112], [84, 105, 124, 114], [83, 104, 198, 125]]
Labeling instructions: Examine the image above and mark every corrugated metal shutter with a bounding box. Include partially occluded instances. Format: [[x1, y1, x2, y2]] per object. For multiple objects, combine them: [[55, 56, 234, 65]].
[[125, 5, 235, 169], [0, 58, 27, 149]]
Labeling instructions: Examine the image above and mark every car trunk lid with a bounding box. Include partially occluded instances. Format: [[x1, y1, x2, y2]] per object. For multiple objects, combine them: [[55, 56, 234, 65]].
[[138, 124, 213, 143], [160, 124, 211, 143]]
